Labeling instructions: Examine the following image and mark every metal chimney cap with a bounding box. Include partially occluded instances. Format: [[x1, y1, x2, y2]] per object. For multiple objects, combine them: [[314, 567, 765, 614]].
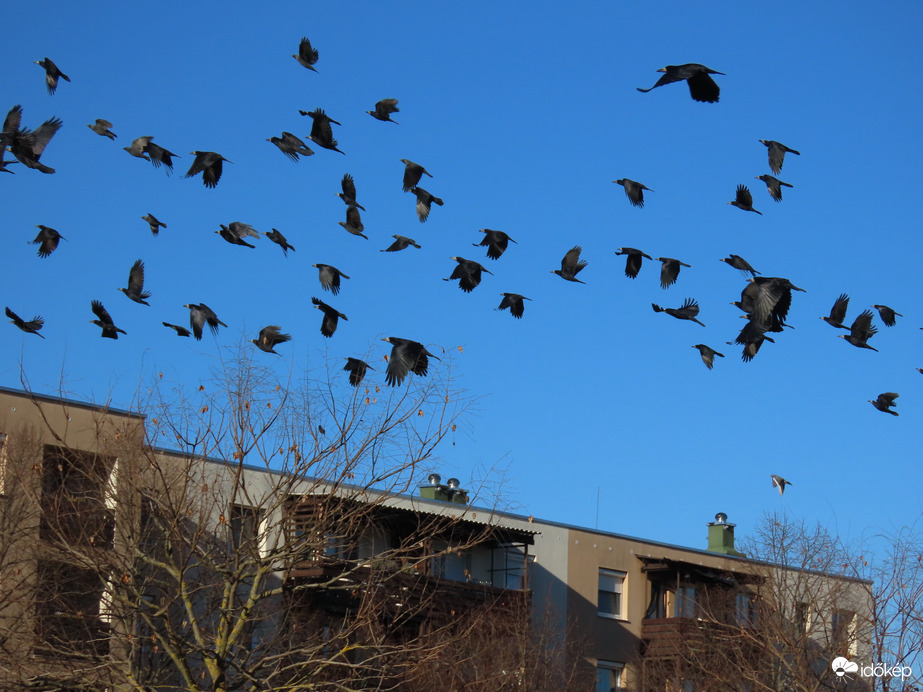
[[427, 473, 442, 486], [447, 477, 460, 489], [714, 512, 728, 524]]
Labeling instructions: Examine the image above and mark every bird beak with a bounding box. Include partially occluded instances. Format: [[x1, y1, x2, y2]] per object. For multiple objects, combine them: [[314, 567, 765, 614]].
[[656, 68, 666, 73]]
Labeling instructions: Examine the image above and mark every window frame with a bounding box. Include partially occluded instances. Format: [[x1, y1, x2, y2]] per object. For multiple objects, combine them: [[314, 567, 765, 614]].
[[598, 568, 626, 620], [595, 659, 623, 691]]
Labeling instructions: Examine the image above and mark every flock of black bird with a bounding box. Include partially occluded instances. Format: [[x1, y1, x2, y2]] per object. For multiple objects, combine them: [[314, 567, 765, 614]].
[[3, 53, 918, 439]]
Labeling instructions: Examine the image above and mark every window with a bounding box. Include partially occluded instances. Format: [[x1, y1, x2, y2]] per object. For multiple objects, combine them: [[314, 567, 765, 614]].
[[596, 659, 623, 691], [230, 504, 261, 552], [794, 601, 810, 635], [736, 592, 758, 627], [676, 585, 695, 618], [832, 609, 855, 654], [598, 569, 625, 619]]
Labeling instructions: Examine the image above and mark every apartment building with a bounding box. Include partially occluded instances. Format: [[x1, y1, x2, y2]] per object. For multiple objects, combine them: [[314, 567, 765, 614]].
[[0, 386, 873, 690]]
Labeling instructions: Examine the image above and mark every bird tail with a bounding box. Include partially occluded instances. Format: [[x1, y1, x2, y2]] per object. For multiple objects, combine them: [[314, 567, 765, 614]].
[[651, 303, 664, 313]]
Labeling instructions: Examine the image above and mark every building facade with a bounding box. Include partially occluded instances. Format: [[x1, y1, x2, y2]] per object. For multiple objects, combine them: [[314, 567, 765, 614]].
[[0, 386, 873, 691]]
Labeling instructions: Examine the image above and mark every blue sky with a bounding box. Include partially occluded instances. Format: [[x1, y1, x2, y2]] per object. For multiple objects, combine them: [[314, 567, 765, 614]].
[[2, 2, 922, 553]]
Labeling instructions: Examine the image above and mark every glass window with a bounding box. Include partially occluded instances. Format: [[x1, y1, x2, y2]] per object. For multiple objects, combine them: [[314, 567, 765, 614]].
[[736, 592, 757, 627], [596, 660, 623, 691], [676, 585, 695, 618], [598, 569, 625, 618], [230, 504, 261, 551]]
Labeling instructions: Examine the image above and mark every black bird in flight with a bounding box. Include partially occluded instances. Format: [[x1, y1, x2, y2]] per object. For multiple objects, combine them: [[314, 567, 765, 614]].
[[264, 228, 295, 255], [118, 259, 151, 306], [382, 235, 421, 252], [613, 178, 653, 208], [869, 392, 899, 416], [615, 247, 653, 279], [252, 326, 292, 354], [216, 222, 258, 248], [87, 119, 116, 139], [401, 159, 432, 191], [267, 132, 313, 161], [183, 303, 227, 340], [728, 184, 762, 214], [303, 108, 344, 154], [871, 305, 902, 327], [637, 63, 724, 102], [736, 277, 805, 325], [344, 357, 373, 386], [497, 293, 532, 319], [755, 174, 793, 202], [838, 309, 878, 352], [90, 300, 126, 339], [729, 320, 775, 363], [692, 344, 723, 370], [652, 298, 705, 326], [312, 264, 350, 295], [185, 151, 231, 188], [474, 229, 516, 260], [760, 140, 800, 175], [445, 257, 492, 292], [337, 173, 365, 210], [339, 205, 367, 239], [413, 186, 443, 222], [771, 474, 792, 496], [124, 136, 179, 173], [6, 307, 44, 338], [552, 246, 588, 283], [367, 98, 399, 123], [382, 337, 439, 387], [162, 322, 191, 337], [656, 257, 691, 289], [31, 225, 65, 258], [35, 57, 70, 94], [1, 105, 62, 174], [292, 37, 319, 71], [312, 297, 347, 338], [820, 294, 850, 330], [142, 214, 166, 236], [719, 254, 760, 277]]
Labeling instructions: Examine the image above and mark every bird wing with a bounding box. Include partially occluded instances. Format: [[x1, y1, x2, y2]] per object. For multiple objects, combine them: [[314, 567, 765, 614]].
[[678, 298, 700, 317], [188, 308, 206, 339], [659, 259, 680, 288], [766, 142, 785, 174], [29, 117, 63, 156], [127, 259, 146, 293], [637, 71, 683, 92], [146, 142, 176, 170], [377, 98, 398, 115], [621, 180, 644, 207], [184, 152, 208, 178], [686, 71, 720, 102], [736, 184, 754, 206], [562, 246, 583, 272], [342, 173, 358, 199], [345, 205, 363, 230], [91, 300, 114, 325], [625, 253, 643, 279], [2, 105, 23, 137], [202, 157, 223, 188], [830, 294, 850, 324], [878, 392, 899, 406], [298, 37, 318, 64], [851, 310, 877, 341]]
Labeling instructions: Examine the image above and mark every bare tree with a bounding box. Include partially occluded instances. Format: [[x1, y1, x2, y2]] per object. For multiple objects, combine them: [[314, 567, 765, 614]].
[[640, 514, 878, 692], [0, 347, 541, 691]]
